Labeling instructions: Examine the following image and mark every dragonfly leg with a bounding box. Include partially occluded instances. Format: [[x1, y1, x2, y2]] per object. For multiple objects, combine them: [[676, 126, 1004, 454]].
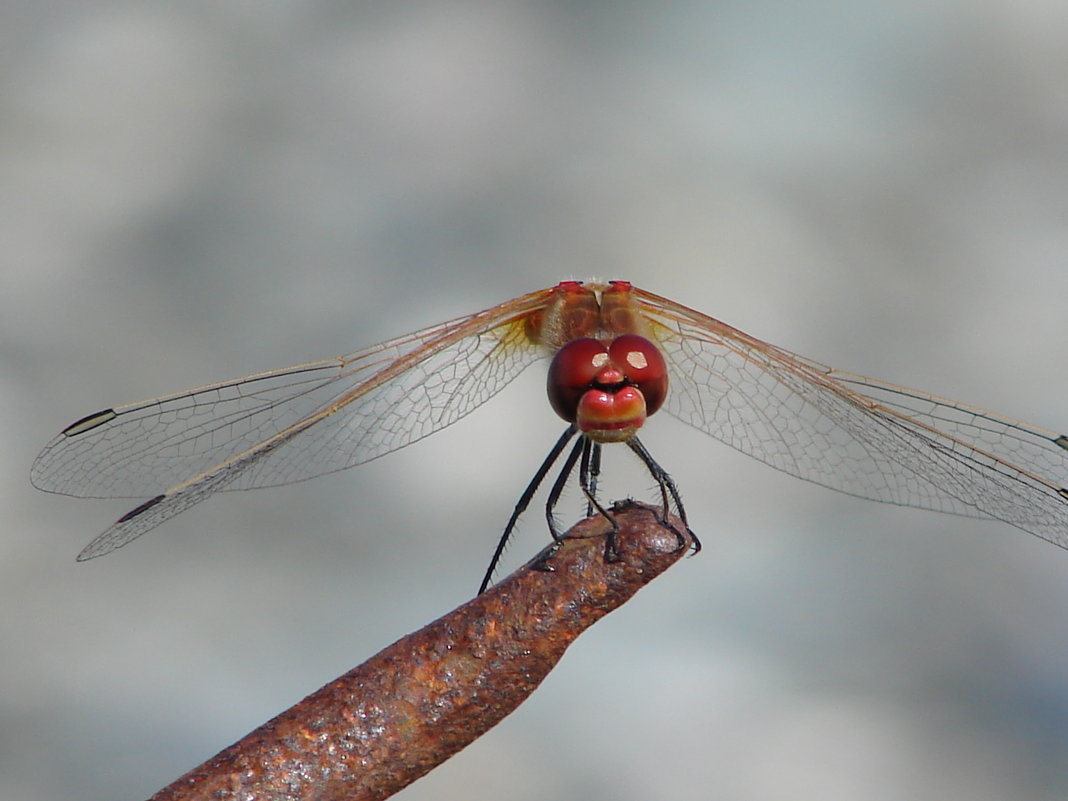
[[626, 437, 701, 555], [478, 424, 578, 595], [585, 442, 602, 517], [544, 435, 587, 541], [578, 439, 621, 562], [525, 435, 587, 578]]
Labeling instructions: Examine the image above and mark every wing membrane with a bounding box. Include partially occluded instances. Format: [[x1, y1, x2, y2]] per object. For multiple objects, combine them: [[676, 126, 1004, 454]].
[[32, 360, 349, 499], [32, 288, 556, 558], [631, 286, 1068, 548]]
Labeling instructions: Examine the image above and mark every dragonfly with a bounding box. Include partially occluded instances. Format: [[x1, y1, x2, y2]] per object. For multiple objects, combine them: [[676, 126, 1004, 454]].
[[32, 280, 1068, 592]]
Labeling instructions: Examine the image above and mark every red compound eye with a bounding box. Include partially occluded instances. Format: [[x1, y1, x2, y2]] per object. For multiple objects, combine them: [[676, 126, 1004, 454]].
[[547, 336, 669, 443], [547, 338, 609, 421], [608, 335, 668, 415]]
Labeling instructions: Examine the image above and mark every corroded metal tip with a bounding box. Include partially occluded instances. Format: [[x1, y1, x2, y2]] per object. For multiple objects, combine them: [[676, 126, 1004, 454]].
[[150, 502, 693, 801]]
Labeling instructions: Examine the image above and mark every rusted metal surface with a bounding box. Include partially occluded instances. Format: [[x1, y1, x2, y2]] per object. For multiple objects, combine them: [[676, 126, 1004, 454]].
[[149, 501, 694, 801]]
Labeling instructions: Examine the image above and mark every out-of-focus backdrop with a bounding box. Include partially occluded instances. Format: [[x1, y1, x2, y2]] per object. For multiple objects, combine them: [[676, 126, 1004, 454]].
[[4, 3, 1068, 800]]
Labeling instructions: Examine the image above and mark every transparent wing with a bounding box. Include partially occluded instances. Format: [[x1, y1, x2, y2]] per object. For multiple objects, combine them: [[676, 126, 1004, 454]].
[[32, 288, 557, 558], [631, 287, 1068, 548]]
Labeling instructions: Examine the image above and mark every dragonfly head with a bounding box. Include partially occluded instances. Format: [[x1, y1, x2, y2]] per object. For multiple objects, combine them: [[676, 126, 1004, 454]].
[[547, 335, 668, 443]]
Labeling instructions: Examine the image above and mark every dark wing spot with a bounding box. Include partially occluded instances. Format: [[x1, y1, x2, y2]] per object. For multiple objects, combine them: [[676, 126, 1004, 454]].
[[116, 494, 166, 523], [62, 409, 118, 437]]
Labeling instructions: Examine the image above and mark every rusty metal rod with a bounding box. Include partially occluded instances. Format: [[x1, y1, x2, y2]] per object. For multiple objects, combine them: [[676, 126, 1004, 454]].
[[149, 501, 694, 801]]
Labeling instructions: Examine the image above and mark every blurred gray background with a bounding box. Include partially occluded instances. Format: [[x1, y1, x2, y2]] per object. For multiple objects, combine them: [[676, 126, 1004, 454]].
[[4, 2, 1068, 800]]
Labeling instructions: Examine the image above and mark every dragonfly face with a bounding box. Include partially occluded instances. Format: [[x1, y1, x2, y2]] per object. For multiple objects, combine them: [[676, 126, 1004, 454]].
[[546, 335, 668, 443]]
